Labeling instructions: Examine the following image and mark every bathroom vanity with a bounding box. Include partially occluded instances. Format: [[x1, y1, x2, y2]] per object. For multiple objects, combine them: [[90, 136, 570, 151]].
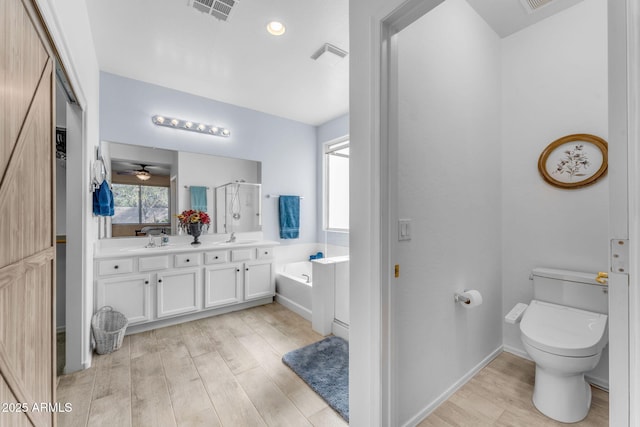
[[93, 240, 277, 334]]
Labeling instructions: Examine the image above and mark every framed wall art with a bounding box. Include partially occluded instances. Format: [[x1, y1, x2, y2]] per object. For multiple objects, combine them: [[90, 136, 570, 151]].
[[538, 134, 608, 189]]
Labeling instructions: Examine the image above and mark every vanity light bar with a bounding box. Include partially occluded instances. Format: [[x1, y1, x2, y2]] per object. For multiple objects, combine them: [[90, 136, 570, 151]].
[[152, 115, 231, 137]]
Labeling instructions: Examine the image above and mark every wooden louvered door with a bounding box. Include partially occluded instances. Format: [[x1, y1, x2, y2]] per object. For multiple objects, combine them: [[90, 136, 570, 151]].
[[1, 0, 56, 426]]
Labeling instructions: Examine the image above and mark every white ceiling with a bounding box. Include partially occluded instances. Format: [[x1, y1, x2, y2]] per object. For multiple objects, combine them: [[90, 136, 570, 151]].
[[85, 0, 583, 127], [86, 0, 349, 126], [466, 0, 584, 38]]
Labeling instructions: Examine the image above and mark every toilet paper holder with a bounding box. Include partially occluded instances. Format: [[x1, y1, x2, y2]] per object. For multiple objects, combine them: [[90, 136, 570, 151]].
[[454, 292, 471, 304]]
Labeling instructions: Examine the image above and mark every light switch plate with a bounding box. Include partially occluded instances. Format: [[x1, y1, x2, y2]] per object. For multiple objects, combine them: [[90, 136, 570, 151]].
[[398, 219, 411, 241]]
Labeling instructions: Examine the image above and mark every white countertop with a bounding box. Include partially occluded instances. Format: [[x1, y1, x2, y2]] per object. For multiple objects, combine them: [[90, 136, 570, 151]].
[[94, 236, 279, 259]]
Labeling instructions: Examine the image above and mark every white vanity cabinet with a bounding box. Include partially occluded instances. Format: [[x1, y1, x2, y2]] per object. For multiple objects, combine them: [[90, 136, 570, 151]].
[[94, 243, 276, 333], [96, 273, 152, 325], [156, 268, 201, 318], [244, 260, 274, 301], [204, 263, 242, 308]]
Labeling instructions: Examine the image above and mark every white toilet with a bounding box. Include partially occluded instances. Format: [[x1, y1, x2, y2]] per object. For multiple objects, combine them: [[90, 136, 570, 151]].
[[518, 268, 608, 423]]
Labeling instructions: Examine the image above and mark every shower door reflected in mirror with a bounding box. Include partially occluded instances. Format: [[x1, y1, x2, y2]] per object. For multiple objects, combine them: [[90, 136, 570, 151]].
[[215, 182, 262, 233]]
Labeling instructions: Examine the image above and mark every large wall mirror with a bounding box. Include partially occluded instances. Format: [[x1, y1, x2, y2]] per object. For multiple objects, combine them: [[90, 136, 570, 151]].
[[103, 141, 262, 238]]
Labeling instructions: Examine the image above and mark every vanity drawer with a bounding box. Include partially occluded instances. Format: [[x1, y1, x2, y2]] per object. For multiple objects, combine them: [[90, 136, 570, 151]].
[[139, 255, 170, 272], [175, 253, 201, 268], [256, 247, 273, 260], [205, 251, 228, 264], [231, 249, 253, 262], [97, 258, 134, 276]]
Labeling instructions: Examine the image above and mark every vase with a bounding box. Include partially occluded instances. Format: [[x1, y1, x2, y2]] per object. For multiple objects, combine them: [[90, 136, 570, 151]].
[[187, 222, 203, 246]]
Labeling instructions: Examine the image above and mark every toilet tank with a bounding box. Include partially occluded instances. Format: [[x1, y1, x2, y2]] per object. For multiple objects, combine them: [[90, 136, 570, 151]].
[[531, 268, 608, 314]]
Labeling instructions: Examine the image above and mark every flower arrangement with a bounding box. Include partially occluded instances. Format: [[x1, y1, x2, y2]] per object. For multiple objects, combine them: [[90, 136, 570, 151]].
[[175, 209, 210, 233]]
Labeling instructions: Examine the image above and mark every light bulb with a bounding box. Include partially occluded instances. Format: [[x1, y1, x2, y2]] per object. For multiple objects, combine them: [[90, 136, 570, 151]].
[[197, 124, 206, 131], [170, 119, 178, 126], [222, 129, 230, 136], [155, 116, 165, 124], [185, 121, 193, 129], [267, 21, 286, 36]]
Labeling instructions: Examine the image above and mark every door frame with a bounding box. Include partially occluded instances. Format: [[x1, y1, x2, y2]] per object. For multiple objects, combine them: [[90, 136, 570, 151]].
[[33, 0, 91, 373], [376, 2, 446, 425], [623, 0, 640, 424]]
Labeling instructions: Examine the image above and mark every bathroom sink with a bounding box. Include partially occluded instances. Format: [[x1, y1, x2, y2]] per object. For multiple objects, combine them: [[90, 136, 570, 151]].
[[123, 244, 178, 252], [212, 239, 259, 246]]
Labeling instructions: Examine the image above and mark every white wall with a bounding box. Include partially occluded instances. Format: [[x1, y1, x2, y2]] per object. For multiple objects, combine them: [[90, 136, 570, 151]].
[[395, 1, 502, 423], [501, 0, 609, 385]]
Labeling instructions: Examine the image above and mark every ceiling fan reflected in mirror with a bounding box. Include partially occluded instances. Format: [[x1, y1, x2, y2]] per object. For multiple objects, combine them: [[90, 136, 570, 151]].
[[116, 164, 153, 181]]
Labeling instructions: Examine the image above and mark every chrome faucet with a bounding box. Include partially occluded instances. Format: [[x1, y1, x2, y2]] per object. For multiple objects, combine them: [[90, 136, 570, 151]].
[[302, 274, 310, 283], [145, 235, 157, 248], [226, 232, 236, 243]]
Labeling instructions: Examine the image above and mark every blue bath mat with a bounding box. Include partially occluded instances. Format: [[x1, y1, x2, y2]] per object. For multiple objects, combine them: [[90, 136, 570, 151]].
[[282, 336, 349, 421]]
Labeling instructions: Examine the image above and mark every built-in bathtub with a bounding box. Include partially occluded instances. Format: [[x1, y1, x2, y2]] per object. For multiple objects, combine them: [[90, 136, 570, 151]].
[[275, 261, 313, 321], [276, 257, 350, 341]]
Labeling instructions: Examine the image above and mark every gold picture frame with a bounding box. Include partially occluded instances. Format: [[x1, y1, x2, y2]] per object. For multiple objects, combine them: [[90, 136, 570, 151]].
[[538, 134, 608, 189]]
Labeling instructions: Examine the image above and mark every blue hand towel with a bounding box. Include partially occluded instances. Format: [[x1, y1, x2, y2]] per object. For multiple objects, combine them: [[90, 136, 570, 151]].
[[93, 180, 114, 217], [279, 195, 300, 239], [190, 186, 208, 212]]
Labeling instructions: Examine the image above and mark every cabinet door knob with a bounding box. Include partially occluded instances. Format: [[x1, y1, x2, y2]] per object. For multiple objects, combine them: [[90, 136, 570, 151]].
[[158, 279, 163, 283], [114, 265, 119, 269], [236, 268, 240, 272], [246, 267, 249, 271], [144, 280, 149, 284], [215, 256, 219, 259], [186, 259, 190, 263]]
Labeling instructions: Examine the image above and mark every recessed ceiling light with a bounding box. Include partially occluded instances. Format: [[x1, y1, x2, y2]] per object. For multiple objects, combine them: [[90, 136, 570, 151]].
[[267, 21, 286, 36]]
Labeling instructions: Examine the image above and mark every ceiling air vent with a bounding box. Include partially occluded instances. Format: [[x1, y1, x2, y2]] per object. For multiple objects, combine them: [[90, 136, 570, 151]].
[[520, 0, 556, 13], [311, 43, 348, 65], [188, 0, 239, 22]]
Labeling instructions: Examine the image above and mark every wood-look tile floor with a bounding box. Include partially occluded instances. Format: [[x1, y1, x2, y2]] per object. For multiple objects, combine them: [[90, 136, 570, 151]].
[[419, 352, 609, 426], [57, 302, 609, 427], [57, 303, 348, 427]]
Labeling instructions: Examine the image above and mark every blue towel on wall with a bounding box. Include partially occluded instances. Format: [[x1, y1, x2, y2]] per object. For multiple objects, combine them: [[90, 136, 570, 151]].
[[279, 195, 300, 239], [92, 180, 114, 216], [190, 186, 208, 211]]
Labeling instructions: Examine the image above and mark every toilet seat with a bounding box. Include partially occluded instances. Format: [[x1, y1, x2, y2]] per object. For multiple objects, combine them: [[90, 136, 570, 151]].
[[520, 300, 608, 357]]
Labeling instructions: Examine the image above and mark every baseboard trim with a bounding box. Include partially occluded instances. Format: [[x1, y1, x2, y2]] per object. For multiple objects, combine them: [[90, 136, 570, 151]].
[[405, 346, 503, 427], [331, 320, 349, 341], [504, 345, 609, 391], [274, 293, 312, 321], [124, 298, 274, 335], [503, 344, 531, 361], [587, 376, 609, 391]]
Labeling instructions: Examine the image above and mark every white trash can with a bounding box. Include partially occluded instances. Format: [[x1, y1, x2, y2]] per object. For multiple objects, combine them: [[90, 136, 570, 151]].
[[91, 306, 128, 355]]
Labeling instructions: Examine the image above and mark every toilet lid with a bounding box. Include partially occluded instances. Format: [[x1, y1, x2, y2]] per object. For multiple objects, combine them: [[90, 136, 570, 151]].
[[520, 300, 608, 357]]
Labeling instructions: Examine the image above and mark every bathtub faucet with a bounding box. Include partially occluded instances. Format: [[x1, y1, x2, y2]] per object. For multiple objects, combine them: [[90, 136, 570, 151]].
[[226, 232, 236, 243], [302, 274, 310, 283]]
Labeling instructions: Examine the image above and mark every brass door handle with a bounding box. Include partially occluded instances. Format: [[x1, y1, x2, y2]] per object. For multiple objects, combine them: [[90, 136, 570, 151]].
[[596, 271, 608, 284]]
